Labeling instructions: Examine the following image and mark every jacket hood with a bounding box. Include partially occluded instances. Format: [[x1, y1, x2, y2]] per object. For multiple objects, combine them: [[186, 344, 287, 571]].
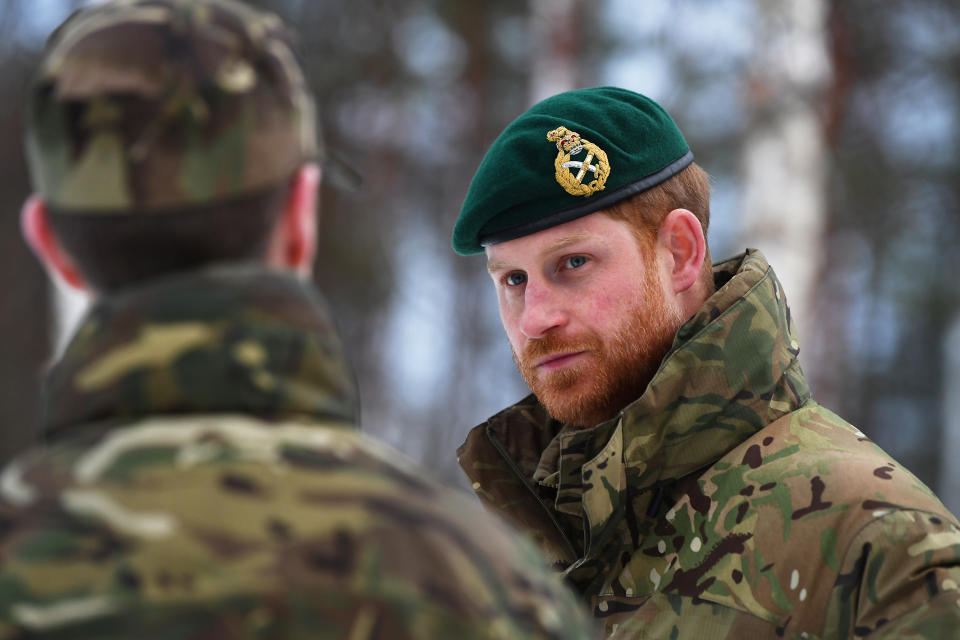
[[42, 266, 358, 437]]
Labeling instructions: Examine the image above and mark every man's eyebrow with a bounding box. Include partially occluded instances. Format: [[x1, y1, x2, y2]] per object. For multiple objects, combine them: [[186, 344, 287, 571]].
[[486, 232, 596, 274], [486, 260, 509, 274], [543, 232, 593, 255]]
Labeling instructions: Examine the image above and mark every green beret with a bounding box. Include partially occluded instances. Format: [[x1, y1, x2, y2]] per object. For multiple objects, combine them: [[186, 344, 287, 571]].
[[452, 86, 692, 255], [24, 0, 317, 213]]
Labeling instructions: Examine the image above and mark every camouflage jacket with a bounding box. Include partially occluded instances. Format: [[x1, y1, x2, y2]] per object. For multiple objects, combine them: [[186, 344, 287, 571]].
[[0, 267, 594, 639], [459, 250, 960, 639]]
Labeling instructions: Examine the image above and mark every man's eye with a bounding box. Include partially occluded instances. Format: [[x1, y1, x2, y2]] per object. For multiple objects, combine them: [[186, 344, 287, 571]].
[[564, 255, 588, 269], [505, 272, 527, 286]]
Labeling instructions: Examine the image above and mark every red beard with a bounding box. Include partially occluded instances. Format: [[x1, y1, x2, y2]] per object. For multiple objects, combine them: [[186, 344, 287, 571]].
[[514, 270, 684, 428]]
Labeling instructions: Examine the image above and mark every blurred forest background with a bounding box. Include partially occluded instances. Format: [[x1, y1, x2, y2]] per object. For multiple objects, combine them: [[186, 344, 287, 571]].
[[1, 0, 958, 511]]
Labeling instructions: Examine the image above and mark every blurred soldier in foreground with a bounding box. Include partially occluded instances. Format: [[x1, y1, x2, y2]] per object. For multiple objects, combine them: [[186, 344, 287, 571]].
[[453, 87, 960, 638], [1, 1, 595, 638]]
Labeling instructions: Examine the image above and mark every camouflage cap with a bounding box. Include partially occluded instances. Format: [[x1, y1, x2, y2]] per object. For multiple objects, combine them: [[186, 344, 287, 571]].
[[25, 0, 318, 213]]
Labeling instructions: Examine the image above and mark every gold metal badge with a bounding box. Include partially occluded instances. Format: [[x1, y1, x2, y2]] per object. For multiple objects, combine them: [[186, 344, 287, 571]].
[[547, 126, 610, 196]]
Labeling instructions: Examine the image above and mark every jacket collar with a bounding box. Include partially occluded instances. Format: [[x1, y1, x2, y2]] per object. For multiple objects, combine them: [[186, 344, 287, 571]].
[[561, 249, 809, 491], [42, 266, 358, 438], [465, 250, 812, 580]]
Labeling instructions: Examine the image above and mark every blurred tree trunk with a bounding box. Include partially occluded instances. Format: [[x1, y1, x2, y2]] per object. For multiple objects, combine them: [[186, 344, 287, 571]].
[[529, 0, 579, 102], [803, 0, 853, 414], [0, 3, 52, 462], [432, 1, 523, 486], [941, 315, 960, 515], [740, 0, 830, 349]]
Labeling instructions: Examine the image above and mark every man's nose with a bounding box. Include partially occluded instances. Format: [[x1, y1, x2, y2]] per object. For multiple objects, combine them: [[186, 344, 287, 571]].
[[518, 281, 568, 339]]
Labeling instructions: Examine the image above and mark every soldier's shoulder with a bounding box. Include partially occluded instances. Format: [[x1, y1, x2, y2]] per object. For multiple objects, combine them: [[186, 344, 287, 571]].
[[0, 414, 591, 638], [713, 402, 950, 516], [659, 403, 958, 633]]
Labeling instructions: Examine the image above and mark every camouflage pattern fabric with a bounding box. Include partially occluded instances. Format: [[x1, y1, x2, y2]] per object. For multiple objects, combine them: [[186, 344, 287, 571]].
[[0, 268, 595, 639], [25, 0, 317, 212], [459, 249, 960, 639]]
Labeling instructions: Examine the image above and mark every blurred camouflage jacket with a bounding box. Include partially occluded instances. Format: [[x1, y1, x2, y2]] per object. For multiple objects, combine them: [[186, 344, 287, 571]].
[[459, 249, 960, 639], [0, 267, 595, 639]]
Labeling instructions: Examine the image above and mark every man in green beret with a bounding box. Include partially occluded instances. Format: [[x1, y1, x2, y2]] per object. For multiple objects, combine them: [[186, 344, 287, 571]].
[[454, 86, 960, 638], [0, 1, 596, 638]]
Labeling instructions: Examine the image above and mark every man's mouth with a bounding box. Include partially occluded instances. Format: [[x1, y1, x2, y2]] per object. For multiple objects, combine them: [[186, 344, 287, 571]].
[[534, 351, 586, 370]]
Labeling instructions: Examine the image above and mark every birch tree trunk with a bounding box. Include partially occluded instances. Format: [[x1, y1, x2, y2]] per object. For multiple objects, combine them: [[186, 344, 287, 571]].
[[740, 0, 830, 349]]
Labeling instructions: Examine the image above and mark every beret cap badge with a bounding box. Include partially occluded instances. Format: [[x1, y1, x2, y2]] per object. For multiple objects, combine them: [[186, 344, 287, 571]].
[[547, 126, 610, 197]]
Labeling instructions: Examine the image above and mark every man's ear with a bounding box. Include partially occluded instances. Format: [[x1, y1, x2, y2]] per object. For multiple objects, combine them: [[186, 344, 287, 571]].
[[657, 208, 706, 295], [20, 195, 88, 291], [268, 163, 320, 278]]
